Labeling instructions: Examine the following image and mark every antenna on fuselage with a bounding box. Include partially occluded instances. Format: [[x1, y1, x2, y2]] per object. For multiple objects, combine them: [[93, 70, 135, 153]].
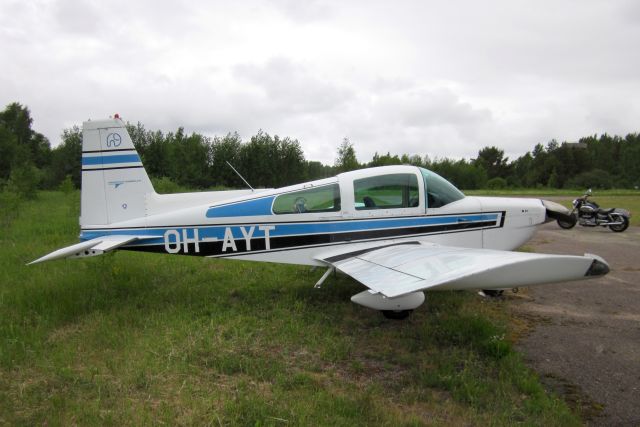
[[226, 161, 254, 192]]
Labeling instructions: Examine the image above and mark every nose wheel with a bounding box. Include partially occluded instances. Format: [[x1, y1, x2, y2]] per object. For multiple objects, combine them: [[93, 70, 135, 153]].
[[382, 310, 413, 320], [480, 289, 504, 298]]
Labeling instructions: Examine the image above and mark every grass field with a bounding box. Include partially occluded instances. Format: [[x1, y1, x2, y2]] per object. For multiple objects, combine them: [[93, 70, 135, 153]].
[[0, 191, 598, 425]]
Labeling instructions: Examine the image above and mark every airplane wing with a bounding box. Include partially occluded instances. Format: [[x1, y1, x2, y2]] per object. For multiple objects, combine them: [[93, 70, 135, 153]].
[[28, 235, 160, 265], [316, 242, 609, 298]]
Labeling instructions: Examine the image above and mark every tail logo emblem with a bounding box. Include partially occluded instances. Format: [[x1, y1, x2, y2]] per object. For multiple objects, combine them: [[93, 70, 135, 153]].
[[106, 133, 122, 148]]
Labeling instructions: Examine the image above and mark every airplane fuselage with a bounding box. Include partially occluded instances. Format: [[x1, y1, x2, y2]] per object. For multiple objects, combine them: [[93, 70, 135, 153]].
[[79, 166, 547, 265]]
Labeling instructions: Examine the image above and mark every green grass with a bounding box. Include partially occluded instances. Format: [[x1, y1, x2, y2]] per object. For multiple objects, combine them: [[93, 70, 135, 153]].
[[464, 189, 639, 227], [0, 191, 582, 425]]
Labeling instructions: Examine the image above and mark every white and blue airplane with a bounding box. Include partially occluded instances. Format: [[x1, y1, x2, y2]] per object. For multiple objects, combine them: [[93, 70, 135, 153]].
[[31, 117, 609, 318]]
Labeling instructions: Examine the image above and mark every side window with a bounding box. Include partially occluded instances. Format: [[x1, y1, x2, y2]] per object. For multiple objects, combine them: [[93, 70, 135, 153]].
[[354, 174, 419, 210], [273, 184, 341, 214]]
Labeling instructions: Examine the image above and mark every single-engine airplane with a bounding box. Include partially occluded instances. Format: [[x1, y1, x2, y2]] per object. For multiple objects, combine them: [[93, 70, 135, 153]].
[[31, 117, 609, 318]]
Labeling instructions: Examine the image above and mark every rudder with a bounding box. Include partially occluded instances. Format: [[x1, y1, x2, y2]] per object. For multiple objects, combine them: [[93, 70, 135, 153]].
[[81, 117, 155, 226]]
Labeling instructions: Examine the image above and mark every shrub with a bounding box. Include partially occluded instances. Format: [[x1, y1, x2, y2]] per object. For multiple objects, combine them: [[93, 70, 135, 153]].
[[486, 177, 507, 189], [151, 176, 187, 194], [0, 189, 21, 226], [58, 175, 75, 194], [8, 163, 41, 199], [566, 168, 612, 189]]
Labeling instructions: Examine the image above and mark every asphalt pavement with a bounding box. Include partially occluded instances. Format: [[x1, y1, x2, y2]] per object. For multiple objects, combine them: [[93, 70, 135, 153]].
[[510, 222, 640, 426]]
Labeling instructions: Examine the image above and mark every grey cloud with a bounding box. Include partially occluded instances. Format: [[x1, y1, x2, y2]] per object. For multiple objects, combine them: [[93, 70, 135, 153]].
[[53, 0, 103, 35], [268, 0, 333, 22], [380, 87, 492, 129], [233, 57, 353, 115]]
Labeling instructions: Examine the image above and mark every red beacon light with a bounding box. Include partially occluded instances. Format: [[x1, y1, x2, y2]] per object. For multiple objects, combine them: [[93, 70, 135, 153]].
[[114, 113, 120, 119]]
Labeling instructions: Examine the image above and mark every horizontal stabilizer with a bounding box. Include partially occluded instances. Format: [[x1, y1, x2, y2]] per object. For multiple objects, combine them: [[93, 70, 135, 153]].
[[317, 242, 609, 298], [28, 235, 159, 265]]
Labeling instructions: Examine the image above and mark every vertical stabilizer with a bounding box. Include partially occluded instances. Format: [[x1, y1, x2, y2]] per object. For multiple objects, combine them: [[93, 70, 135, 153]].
[[81, 118, 154, 227]]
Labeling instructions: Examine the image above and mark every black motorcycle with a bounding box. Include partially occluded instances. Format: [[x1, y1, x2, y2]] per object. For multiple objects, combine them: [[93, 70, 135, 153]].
[[557, 189, 631, 232]]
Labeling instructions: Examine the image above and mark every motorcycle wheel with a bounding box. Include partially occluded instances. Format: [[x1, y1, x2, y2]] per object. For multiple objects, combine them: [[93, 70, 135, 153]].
[[609, 217, 629, 232], [557, 215, 577, 229]]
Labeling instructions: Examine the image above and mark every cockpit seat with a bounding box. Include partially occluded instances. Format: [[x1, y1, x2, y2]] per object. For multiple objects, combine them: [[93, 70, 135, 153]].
[[363, 196, 376, 208]]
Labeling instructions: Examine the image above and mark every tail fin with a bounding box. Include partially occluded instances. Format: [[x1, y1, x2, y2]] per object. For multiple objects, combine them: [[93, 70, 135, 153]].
[[81, 118, 155, 226]]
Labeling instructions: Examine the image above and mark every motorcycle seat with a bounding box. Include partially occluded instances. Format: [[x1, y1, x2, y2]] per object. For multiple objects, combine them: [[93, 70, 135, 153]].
[[598, 208, 615, 214]]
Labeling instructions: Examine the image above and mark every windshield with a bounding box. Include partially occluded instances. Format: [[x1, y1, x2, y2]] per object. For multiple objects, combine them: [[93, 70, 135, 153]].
[[419, 168, 465, 208]]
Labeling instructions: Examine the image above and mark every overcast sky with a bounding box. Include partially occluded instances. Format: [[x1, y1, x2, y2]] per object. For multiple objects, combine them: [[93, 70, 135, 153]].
[[1, 0, 639, 165]]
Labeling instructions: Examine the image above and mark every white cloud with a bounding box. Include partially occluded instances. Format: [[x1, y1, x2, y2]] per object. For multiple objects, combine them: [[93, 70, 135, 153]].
[[1, 0, 639, 165]]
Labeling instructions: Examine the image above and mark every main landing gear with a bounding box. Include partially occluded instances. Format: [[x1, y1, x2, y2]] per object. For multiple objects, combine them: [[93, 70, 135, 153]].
[[381, 310, 413, 320]]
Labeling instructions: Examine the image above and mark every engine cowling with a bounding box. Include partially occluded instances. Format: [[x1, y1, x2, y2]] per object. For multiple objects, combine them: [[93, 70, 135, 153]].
[[351, 291, 425, 311], [541, 199, 575, 223]]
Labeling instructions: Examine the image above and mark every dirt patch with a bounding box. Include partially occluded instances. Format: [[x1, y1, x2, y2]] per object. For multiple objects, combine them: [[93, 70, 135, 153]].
[[510, 223, 640, 426]]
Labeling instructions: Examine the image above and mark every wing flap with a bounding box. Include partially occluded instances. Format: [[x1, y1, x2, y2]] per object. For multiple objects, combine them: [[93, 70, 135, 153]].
[[29, 235, 160, 265], [336, 257, 423, 294], [317, 242, 609, 298]]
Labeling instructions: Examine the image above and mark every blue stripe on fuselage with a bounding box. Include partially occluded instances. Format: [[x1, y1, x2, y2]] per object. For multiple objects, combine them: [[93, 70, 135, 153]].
[[79, 213, 499, 244], [206, 197, 275, 218]]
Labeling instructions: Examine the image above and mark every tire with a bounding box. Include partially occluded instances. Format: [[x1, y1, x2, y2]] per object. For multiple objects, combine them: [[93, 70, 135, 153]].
[[382, 310, 412, 320], [482, 289, 504, 298], [557, 215, 577, 229], [609, 216, 629, 232]]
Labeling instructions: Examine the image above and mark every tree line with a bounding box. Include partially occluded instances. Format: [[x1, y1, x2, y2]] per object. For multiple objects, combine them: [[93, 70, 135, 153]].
[[1, 102, 638, 199]]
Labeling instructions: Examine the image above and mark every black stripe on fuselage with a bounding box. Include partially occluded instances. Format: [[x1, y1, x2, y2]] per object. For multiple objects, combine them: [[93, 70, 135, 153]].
[[119, 218, 500, 258]]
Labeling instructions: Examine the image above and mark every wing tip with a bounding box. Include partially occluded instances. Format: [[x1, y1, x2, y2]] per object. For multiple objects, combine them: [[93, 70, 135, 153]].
[[584, 254, 610, 277]]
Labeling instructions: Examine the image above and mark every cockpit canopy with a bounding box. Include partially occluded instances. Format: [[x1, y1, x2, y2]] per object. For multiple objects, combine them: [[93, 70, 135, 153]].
[[270, 166, 465, 215], [419, 167, 465, 208]]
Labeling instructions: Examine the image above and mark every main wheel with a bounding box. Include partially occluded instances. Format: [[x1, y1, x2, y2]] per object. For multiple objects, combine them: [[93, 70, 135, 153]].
[[382, 310, 412, 320], [609, 216, 629, 232], [557, 215, 577, 229], [482, 289, 504, 298]]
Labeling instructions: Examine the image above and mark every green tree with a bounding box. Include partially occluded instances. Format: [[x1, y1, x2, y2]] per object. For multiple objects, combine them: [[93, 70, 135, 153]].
[[171, 129, 211, 188], [239, 130, 279, 187], [0, 125, 17, 181], [566, 169, 613, 189], [276, 136, 306, 187], [0, 103, 50, 169], [619, 133, 640, 187], [430, 158, 487, 189], [305, 160, 335, 181], [47, 126, 82, 188], [368, 152, 401, 167], [0, 102, 33, 146], [474, 146, 510, 179], [547, 168, 559, 188], [335, 137, 359, 172], [209, 132, 243, 187]]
